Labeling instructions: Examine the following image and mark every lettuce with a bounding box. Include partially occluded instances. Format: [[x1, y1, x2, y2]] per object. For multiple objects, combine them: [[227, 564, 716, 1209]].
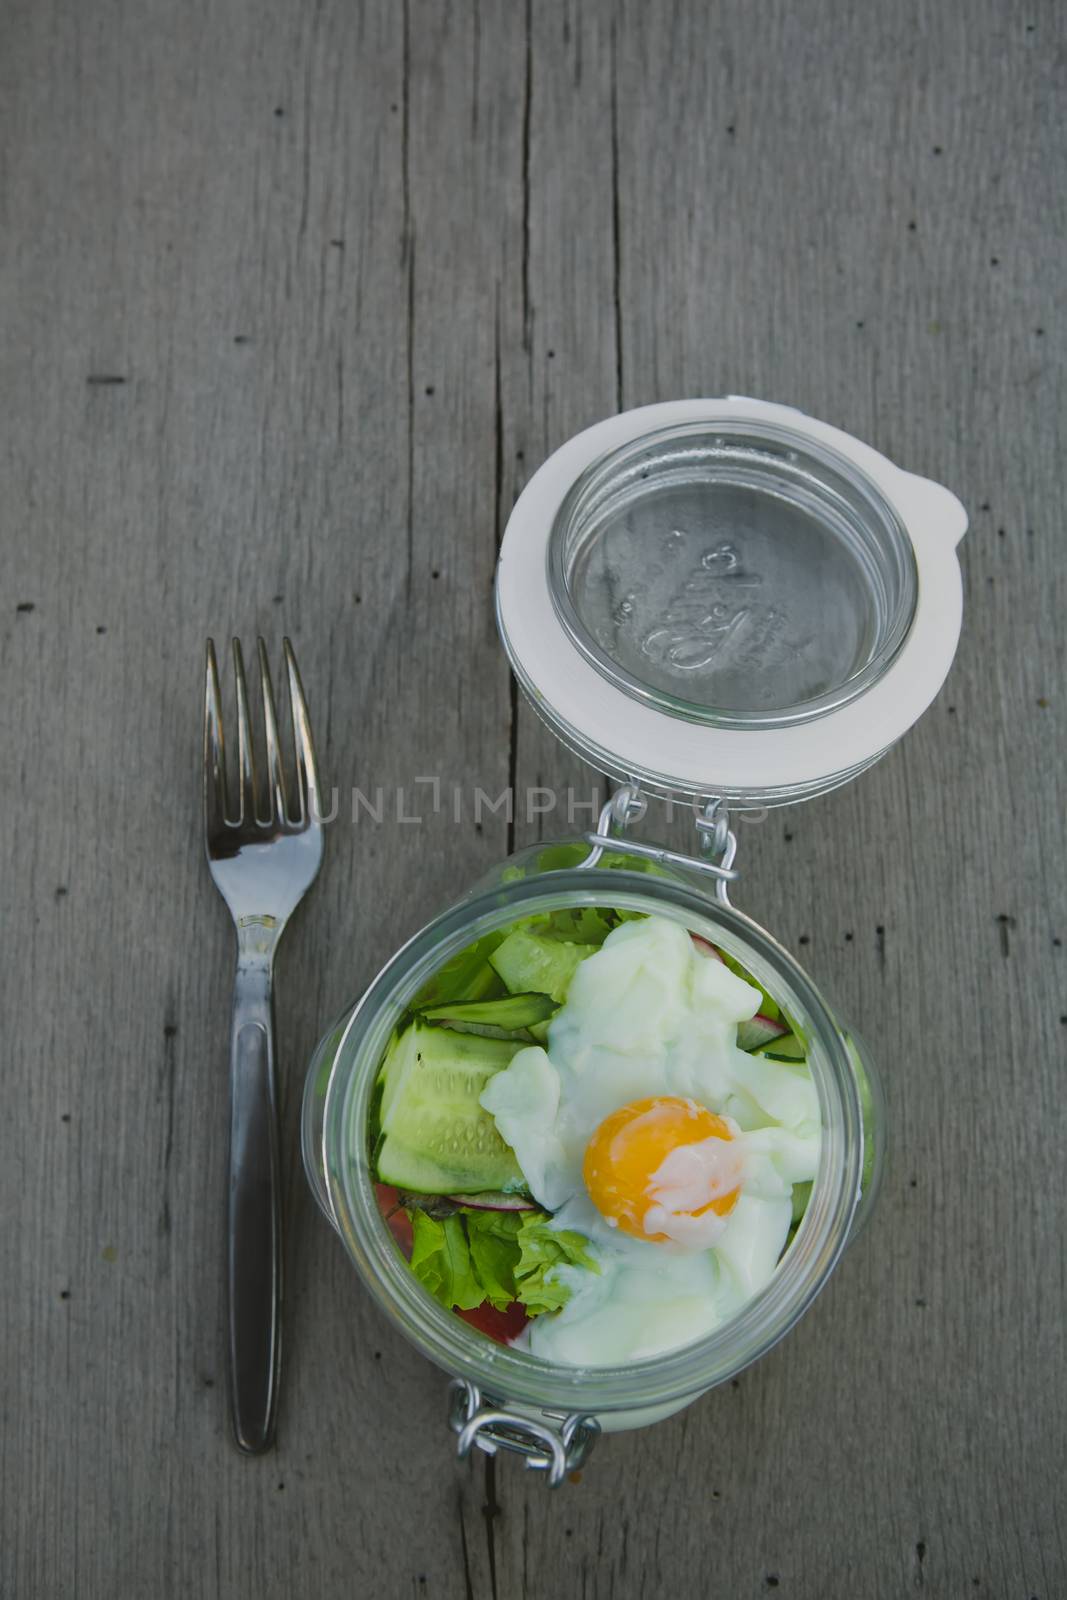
[[513, 1217, 599, 1315], [407, 907, 640, 1018], [465, 1212, 526, 1309], [540, 907, 617, 945], [407, 1207, 597, 1317], [409, 930, 507, 1010], [408, 1212, 487, 1311]]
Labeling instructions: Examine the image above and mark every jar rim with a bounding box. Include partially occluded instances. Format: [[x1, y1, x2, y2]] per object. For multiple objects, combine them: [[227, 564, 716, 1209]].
[[495, 396, 966, 806], [320, 867, 865, 1415], [547, 418, 918, 730]]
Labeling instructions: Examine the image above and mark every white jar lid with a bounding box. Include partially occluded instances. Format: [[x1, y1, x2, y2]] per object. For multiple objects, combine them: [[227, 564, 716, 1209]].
[[496, 398, 966, 807]]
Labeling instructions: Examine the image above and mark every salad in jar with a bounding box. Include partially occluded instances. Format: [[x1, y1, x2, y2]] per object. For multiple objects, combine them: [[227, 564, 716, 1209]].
[[370, 908, 820, 1366]]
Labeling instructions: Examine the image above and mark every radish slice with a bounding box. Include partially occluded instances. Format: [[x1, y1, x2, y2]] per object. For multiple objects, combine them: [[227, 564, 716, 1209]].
[[448, 1191, 537, 1211], [691, 934, 724, 960], [737, 1013, 789, 1051]]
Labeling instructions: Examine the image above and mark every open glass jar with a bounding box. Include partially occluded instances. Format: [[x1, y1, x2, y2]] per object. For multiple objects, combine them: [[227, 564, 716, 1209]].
[[303, 398, 966, 1483]]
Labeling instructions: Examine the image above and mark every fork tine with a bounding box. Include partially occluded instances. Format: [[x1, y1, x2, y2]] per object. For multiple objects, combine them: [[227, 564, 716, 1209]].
[[232, 638, 258, 824], [257, 639, 289, 825], [283, 638, 321, 822], [204, 639, 229, 829]]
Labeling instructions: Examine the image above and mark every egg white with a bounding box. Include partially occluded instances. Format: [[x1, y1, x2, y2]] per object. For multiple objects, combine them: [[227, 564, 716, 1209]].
[[479, 915, 821, 1365]]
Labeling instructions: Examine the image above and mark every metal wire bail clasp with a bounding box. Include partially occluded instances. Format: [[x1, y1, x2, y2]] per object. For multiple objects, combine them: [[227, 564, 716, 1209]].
[[694, 796, 738, 906], [447, 1381, 600, 1487], [577, 782, 740, 898]]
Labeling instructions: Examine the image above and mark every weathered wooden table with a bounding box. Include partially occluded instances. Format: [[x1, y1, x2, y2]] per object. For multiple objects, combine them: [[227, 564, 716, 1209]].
[[4, 2, 1064, 1595]]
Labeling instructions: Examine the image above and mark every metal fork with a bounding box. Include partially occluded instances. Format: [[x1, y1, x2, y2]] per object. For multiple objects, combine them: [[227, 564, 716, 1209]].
[[203, 638, 324, 1453]]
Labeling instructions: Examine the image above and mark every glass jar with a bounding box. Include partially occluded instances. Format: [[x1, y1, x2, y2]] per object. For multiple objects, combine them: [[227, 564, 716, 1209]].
[[302, 397, 964, 1483], [303, 837, 885, 1478]]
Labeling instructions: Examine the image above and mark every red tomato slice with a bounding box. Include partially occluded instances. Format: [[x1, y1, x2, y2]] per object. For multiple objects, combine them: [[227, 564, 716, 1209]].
[[374, 1183, 414, 1257], [456, 1301, 530, 1345]]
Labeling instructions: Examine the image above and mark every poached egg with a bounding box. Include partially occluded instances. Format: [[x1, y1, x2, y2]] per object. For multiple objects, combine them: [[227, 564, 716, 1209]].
[[479, 914, 821, 1365]]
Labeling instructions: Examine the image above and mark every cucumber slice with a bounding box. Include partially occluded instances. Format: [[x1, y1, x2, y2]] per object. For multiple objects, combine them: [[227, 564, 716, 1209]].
[[845, 1033, 879, 1197], [419, 993, 557, 1029], [489, 929, 589, 1004], [432, 1020, 537, 1042], [755, 1031, 807, 1062], [377, 1139, 521, 1194], [791, 1179, 813, 1224], [378, 1024, 419, 1129], [376, 1023, 526, 1193]]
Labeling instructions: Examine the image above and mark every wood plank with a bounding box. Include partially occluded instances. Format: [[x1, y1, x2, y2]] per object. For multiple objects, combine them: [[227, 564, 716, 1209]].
[[0, 0, 1064, 1596], [1, 1, 523, 1594], [500, 3, 622, 860], [491, 1, 1067, 1598]]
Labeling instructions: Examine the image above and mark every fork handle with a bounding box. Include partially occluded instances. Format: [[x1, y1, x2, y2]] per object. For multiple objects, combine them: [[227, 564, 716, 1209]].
[[228, 957, 282, 1454]]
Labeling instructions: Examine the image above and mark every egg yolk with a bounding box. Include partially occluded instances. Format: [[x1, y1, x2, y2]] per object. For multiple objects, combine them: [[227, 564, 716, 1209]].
[[582, 1096, 740, 1241]]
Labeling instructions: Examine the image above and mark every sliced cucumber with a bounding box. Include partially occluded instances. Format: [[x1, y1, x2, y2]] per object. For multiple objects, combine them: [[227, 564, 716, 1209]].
[[432, 1020, 537, 1042], [378, 1023, 419, 1129], [791, 1179, 813, 1224], [377, 1139, 521, 1194], [755, 1031, 807, 1062], [376, 1023, 526, 1193], [845, 1032, 879, 1197], [419, 992, 557, 1029]]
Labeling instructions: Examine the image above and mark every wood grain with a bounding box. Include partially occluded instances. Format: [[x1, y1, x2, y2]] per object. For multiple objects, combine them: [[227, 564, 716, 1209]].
[[1, 1, 1064, 1596]]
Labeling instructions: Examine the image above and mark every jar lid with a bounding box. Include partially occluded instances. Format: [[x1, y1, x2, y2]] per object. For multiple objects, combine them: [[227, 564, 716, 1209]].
[[496, 398, 966, 806]]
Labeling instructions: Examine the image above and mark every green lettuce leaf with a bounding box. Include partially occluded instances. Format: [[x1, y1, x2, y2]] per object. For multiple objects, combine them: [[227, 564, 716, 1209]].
[[514, 1216, 599, 1315], [540, 907, 617, 945], [791, 1179, 812, 1224], [406, 1206, 598, 1317], [408, 1211, 485, 1311], [464, 1211, 524, 1309], [409, 930, 507, 1010]]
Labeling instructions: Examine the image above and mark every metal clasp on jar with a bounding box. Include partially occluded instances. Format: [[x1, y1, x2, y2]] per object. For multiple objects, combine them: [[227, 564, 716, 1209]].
[[577, 783, 739, 905], [447, 1381, 600, 1488]]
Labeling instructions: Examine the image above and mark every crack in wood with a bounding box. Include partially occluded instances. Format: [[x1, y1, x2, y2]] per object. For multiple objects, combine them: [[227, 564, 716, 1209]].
[[457, 1488, 475, 1600], [495, 278, 519, 858], [610, 18, 622, 412], [402, 0, 414, 598], [159, 1016, 178, 1242], [997, 913, 1016, 959], [471, 0, 481, 136], [297, 5, 317, 243], [494, 292, 504, 551], [521, 0, 532, 354], [522, 1499, 530, 1598], [482, 1454, 500, 1600]]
